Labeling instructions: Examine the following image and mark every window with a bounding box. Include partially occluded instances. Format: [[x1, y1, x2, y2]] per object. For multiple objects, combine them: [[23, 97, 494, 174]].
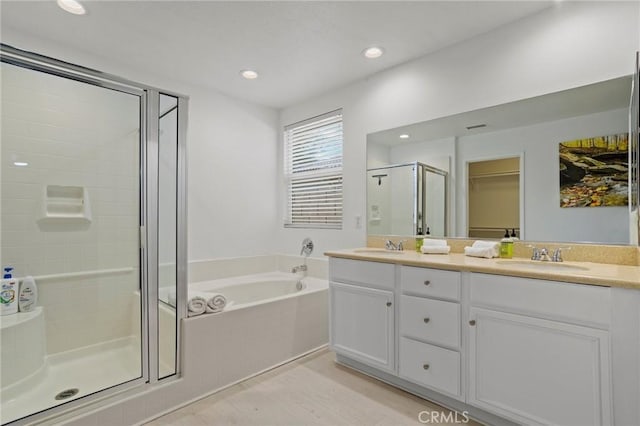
[[284, 109, 343, 229]]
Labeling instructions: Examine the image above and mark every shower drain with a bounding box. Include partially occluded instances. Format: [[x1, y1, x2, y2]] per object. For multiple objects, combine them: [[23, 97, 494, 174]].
[[55, 388, 79, 400]]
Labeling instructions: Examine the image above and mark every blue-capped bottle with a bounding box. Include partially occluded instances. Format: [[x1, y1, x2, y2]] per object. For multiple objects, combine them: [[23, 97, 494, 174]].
[[1, 267, 19, 315]]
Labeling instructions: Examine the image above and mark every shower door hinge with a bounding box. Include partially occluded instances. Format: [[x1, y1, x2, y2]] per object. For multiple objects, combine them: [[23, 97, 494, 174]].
[[139, 225, 146, 249]]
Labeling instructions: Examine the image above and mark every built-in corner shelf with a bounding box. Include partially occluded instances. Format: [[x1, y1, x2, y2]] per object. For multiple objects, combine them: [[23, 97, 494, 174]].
[[38, 185, 92, 224]]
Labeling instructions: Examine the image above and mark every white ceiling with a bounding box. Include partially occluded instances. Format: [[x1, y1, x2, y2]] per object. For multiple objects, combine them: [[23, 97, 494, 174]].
[[0, 1, 552, 109]]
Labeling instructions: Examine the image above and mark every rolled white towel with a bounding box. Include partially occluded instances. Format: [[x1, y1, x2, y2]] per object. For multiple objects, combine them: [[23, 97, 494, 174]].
[[187, 296, 207, 317], [422, 238, 448, 247], [167, 290, 210, 308], [421, 245, 451, 254], [206, 294, 227, 313], [464, 246, 498, 259], [472, 240, 500, 249]]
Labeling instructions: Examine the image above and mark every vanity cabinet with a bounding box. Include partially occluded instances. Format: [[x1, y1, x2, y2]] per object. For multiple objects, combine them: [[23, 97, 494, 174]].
[[327, 256, 637, 426], [468, 273, 612, 426], [398, 266, 463, 398], [329, 259, 395, 372]]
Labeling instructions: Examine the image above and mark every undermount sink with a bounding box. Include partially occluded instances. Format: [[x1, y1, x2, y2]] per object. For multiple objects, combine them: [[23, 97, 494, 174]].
[[353, 248, 405, 255], [495, 260, 589, 272]]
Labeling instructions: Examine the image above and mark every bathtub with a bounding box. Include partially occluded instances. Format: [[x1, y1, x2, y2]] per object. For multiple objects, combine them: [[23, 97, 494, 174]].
[[178, 270, 329, 399], [188, 271, 326, 310], [159, 271, 326, 311]]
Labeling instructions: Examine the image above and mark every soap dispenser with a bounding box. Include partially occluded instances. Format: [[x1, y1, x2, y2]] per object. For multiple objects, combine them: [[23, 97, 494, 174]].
[[415, 232, 424, 253], [500, 234, 514, 259], [1, 267, 18, 315]]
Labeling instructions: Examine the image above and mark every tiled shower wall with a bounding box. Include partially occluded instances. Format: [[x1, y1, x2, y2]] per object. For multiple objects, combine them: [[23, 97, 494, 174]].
[[0, 62, 141, 354]]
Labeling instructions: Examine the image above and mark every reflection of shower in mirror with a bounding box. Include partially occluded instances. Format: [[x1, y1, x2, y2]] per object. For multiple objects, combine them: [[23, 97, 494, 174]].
[[367, 162, 448, 236]]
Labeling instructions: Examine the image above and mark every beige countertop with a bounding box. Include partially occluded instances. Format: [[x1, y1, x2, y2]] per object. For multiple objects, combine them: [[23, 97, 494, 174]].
[[324, 248, 640, 290]]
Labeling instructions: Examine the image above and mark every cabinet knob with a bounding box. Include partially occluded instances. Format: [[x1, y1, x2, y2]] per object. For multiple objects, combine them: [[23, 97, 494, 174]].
[[423, 363, 430, 370], [469, 320, 476, 326], [423, 317, 430, 324], [423, 280, 431, 286], [386, 302, 392, 307]]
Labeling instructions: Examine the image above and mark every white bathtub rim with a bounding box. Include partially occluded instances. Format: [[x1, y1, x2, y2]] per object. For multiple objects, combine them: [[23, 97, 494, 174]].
[[190, 271, 307, 289], [183, 273, 327, 315]]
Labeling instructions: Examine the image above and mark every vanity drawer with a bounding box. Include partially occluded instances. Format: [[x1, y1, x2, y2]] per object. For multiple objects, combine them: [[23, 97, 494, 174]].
[[329, 258, 395, 290], [400, 266, 460, 301], [400, 295, 460, 349], [399, 337, 460, 397]]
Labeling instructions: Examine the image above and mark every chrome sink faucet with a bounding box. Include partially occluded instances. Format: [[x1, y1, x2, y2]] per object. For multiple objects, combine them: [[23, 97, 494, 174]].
[[385, 239, 406, 251], [531, 246, 569, 262], [551, 247, 570, 262], [530, 247, 551, 261]]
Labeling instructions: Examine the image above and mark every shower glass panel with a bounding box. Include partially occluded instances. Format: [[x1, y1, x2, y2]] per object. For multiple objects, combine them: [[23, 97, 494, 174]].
[[0, 61, 144, 423], [425, 170, 447, 237], [158, 94, 178, 379]]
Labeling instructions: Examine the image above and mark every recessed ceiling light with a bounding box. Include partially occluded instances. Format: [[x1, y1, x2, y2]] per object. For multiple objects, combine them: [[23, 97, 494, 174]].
[[13, 161, 28, 167], [363, 47, 384, 59], [240, 70, 258, 80], [57, 0, 86, 15], [399, 134, 410, 139]]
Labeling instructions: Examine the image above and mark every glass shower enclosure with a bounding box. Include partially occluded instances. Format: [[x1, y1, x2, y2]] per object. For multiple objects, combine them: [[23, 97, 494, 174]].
[[0, 45, 187, 424]]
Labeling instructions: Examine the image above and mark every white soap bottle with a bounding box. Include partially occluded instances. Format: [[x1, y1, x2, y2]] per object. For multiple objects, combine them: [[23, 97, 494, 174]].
[[18, 276, 38, 312], [1, 267, 19, 316]]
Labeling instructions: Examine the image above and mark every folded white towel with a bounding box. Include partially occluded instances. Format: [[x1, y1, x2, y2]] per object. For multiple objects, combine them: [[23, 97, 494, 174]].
[[421, 245, 451, 254], [206, 294, 227, 313], [188, 296, 207, 317], [464, 246, 498, 259], [422, 238, 448, 247], [472, 240, 500, 249]]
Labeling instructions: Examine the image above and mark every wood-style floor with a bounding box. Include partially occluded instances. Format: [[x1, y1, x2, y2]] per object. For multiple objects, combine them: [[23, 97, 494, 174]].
[[146, 348, 481, 426]]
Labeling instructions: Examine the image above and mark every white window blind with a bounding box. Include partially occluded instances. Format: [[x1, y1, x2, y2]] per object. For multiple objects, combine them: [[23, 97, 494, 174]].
[[284, 110, 343, 228]]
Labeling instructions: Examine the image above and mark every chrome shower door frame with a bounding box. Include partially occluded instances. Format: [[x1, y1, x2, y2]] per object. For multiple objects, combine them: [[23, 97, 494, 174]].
[[0, 44, 188, 425]]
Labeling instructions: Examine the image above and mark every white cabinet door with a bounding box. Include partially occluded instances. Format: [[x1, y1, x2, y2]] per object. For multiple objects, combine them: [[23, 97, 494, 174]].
[[330, 282, 394, 372], [468, 308, 612, 426]]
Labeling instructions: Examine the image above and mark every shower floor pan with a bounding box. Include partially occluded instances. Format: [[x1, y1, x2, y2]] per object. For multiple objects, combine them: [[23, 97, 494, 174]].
[[0, 336, 141, 424]]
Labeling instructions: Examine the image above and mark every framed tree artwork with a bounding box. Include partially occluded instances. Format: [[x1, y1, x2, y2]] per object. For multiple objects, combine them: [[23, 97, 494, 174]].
[[559, 133, 629, 208]]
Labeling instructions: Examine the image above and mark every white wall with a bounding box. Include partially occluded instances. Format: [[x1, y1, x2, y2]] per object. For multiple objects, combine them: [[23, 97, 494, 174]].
[[1, 28, 280, 262], [457, 108, 629, 244], [278, 1, 639, 255]]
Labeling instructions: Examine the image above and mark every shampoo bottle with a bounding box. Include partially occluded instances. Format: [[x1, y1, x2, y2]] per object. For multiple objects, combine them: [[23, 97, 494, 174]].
[[1, 267, 18, 316], [18, 276, 38, 312]]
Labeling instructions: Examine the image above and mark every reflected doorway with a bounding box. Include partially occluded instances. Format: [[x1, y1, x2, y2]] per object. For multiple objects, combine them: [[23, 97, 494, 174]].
[[467, 157, 521, 239]]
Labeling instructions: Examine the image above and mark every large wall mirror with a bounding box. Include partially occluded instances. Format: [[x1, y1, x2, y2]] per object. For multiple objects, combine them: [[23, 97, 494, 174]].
[[367, 75, 639, 246]]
